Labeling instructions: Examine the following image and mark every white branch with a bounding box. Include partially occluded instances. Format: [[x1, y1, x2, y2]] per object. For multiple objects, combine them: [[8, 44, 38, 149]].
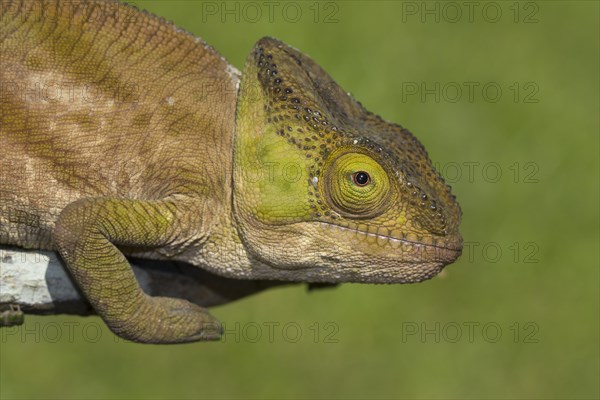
[[0, 246, 290, 316]]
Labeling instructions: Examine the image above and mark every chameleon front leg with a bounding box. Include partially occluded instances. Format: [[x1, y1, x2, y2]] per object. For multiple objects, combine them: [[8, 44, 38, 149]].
[[53, 197, 222, 344]]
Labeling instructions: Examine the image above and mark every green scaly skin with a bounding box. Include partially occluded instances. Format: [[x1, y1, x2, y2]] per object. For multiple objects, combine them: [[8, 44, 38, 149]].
[[0, 0, 462, 343]]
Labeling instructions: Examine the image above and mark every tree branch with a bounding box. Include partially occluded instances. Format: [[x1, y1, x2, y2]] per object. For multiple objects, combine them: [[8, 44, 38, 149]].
[[0, 246, 292, 316]]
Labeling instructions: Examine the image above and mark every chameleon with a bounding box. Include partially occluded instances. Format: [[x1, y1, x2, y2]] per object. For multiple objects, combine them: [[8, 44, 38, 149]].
[[0, 0, 463, 343]]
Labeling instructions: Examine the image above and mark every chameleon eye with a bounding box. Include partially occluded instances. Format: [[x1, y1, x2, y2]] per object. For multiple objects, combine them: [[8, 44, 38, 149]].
[[323, 151, 391, 218], [352, 171, 371, 186]]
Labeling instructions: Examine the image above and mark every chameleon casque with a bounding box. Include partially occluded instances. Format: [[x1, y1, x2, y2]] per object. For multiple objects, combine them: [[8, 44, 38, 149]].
[[0, 0, 463, 343]]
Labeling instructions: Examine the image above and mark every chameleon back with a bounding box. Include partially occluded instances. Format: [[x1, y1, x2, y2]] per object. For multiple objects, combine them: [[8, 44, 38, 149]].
[[0, 0, 239, 249]]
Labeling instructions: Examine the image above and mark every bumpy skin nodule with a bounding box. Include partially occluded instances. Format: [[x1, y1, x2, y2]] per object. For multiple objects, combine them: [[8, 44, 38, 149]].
[[0, 0, 462, 343]]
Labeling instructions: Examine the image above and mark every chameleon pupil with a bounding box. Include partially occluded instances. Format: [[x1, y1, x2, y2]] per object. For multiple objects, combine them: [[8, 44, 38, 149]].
[[353, 171, 370, 186]]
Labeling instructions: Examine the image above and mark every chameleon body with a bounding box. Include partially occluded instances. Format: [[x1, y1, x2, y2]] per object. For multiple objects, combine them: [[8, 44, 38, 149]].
[[0, 0, 462, 343]]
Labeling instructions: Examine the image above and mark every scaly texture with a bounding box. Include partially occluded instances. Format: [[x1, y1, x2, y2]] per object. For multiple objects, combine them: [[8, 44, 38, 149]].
[[1, 0, 462, 343], [232, 38, 462, 283], [1, 0, 238, 342]]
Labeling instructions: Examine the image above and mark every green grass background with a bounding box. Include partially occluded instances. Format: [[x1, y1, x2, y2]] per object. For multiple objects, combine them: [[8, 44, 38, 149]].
[[1, 1, 598, 399]]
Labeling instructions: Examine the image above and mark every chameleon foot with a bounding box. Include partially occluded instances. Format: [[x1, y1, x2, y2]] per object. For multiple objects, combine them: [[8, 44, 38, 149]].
[[0, 304, 24, 327], [112, 295, 223, 344]]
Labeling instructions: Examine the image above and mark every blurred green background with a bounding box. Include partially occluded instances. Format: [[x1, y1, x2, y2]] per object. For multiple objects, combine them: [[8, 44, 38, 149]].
[[1, 1, 598, 399]]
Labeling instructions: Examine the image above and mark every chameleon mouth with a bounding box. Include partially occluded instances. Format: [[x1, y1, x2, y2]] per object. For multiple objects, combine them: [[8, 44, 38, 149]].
[[317, 222, 462, 263]]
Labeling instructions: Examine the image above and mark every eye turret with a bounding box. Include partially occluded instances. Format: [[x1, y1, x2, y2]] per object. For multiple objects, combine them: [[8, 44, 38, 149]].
[[323, 150, 391, 219]]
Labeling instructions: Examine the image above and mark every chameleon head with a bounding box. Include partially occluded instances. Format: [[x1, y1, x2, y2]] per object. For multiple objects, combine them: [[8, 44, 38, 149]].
[[233, 37, 462, 283]]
